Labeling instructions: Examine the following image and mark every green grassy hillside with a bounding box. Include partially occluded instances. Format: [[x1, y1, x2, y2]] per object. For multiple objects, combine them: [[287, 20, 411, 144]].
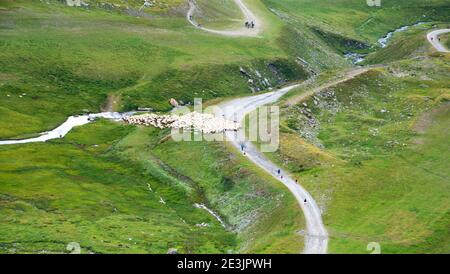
[[0, 121, 236, 253], [268, 53, 450, 253], [263, 0, 450, 43], [195, 0, 244, 30], [0, 0, 328, 254], [0, 119, 305, 253], [0, 0, 312, 139], [0, 0, 449, 254]]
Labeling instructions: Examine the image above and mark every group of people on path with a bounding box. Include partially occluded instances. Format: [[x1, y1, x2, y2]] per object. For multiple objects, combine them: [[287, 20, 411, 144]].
[[239, 145, 308, 204], [277, 169, 308, 204], [245, 21, 255, 29]]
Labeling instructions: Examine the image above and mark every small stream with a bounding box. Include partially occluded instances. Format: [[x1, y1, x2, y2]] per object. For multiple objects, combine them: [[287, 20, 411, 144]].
[[0, 112, 135, 145], [344, 22, 428, 64], [344, 52, 366, 64], [194, 203, 226, 228], [378, 22, 427, 48]]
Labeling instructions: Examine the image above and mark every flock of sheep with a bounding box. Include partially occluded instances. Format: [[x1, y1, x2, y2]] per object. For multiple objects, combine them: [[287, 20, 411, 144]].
[[123, 111, 240, 134]]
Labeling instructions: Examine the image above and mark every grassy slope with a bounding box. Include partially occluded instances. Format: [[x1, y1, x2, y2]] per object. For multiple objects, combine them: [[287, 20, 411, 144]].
[[262, 0, 450, 43], [0, 120, 305, 253], [0, 0, 314, 254], [1, 0, 448, 255], [0, 120, 237, 253], [0, 0, 311, 139], [81, 0, 186, 14], [195, 0, 244, 30], [441, 32, 450, 50], [140, 131, 305, 253], [268, 50, 450, 253], [261, 4, 450, 252]]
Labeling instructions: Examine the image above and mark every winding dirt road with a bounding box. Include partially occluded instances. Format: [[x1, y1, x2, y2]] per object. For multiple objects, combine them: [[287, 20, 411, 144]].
[[215, 84, 328, 254], [214, 66, 378, 253], [186, 0, 261, 37], [427, 29, 450, 53]]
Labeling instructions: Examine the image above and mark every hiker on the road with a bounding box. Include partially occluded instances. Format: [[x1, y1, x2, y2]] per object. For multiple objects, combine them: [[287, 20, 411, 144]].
[[245, 21, 249, 28], [277, 169, 281, 175], [251, 21, 255, 28], [304, 199, 307, 203]]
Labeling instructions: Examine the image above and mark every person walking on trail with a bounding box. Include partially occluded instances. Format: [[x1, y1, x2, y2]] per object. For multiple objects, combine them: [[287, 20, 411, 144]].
[[245, 21, 249, 28], [251, 21, 255, 28], [304, 199, 307, 204], [277, 169, 281, 175]]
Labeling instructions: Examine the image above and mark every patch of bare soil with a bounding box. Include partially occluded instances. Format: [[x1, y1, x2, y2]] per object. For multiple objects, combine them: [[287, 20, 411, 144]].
[[411, 102, 450, 145], [102, 94, 121, 112], [412, 102, 450, 134]]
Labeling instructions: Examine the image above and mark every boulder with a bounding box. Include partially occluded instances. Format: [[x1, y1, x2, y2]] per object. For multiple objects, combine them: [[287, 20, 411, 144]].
[[167, 248, 178, 254], [169, 98, 179, 107]]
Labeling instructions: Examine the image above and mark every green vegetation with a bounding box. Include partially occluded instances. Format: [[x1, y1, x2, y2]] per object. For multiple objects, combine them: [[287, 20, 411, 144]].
[[0, 119, 304, 253], [263, 0, 450, 43], [195, 0, 244, 30], [263, 0, 449, 67], [441, 32, 450, 50], [146, 131, 305, 253], [0, 0, 309, 139], [312, 28, 370, 55], [0, 120, 235, 253], [268, 55, 450, 253], [0, 0, 449, 254], [81, 0, 186, 14], [0, 0, 310, 254]]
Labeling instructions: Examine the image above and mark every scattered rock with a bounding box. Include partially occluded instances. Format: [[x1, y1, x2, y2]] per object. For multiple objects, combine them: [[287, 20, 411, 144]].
[[195, 222, 209, 228], [167, 248, 178, 254]]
